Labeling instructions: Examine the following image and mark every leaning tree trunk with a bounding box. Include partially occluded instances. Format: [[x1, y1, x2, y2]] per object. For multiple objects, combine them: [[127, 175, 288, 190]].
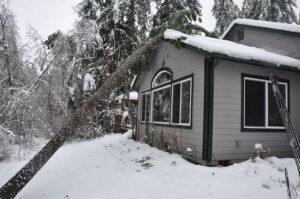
[[0, 33, 163, 199]]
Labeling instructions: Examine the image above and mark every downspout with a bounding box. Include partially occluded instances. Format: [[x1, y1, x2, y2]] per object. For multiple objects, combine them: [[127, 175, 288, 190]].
[[202, 57, 215, 163]]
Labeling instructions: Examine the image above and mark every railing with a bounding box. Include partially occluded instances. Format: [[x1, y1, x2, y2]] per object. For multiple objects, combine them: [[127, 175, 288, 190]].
[[270, 73, 300, 175]]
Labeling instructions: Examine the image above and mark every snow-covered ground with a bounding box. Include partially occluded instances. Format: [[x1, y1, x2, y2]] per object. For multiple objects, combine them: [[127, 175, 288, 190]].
[[0, 132, 299, 199]]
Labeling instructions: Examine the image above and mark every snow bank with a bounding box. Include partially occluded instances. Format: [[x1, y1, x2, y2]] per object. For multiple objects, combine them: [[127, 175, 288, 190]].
[[221, 18, 300, 39], [164, 29, 300, 69], [1, 132, 299, 199]]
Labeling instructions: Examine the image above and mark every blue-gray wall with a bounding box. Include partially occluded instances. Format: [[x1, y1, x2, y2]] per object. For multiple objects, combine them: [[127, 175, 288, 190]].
[[137, 41, 300, 162], [225, 26, 300, 59], [137, 42, 205, 162], [212, 60, 300, 160]]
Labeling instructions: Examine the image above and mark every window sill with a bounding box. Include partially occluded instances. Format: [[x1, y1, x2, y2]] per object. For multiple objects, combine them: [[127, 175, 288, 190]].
[[140, 121, 192, 129], [241, 127, 286, 132]]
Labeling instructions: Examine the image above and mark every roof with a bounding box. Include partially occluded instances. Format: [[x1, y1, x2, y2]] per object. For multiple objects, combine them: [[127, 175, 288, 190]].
[[164, 29, 300, 70], [221, 19, 300, 39]]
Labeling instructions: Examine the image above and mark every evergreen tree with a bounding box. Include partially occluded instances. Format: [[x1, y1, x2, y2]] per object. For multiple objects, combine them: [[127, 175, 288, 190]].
[[242, 0, 255, 18], [212, 0, 240, 36], [50, 0, 154, 137], [241, 0, 297, 23], [76, 0, 152, 73], [283, 0, 297, 23], [150, 0, 202, 36]]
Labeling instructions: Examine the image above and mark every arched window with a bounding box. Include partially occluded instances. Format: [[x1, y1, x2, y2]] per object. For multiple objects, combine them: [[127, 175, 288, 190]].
[[141, 68, 192, 126], [152, 70, 172, 88]]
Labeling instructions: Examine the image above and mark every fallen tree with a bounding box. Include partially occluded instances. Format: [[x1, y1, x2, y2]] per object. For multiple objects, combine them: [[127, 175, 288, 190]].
[[0, 33, 163, 199]]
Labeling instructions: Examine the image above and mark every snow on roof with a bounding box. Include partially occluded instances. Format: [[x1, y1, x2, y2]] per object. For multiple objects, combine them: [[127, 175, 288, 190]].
[[164, 29, 300, 70], [221, 19, 300, 39], [115, 91, 138, 103]]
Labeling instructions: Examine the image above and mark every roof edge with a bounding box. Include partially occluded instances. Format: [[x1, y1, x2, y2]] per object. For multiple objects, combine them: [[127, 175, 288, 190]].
[[220, 19, 300, 40], [165, 39, 300, 73]]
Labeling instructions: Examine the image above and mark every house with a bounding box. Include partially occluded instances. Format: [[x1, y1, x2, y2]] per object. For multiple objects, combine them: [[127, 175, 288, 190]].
[[136, 19, 300, 164], [115, 91, 138, 109], [114, 91, 138, 131]]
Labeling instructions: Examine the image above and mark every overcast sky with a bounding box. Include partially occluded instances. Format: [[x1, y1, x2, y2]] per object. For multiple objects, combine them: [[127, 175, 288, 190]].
[[10, 0, 300, 43], [11, 0, 81, 41]]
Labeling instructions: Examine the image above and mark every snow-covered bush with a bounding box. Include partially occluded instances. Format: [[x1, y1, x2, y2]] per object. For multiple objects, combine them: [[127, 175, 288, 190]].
[[250, 143, 271, 162], [0, 128, 13, 161], [72, 107, 115, 140]]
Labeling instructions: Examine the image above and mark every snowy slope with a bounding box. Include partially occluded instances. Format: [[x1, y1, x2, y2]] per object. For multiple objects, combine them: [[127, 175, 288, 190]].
[[0, 132, 299, 199]]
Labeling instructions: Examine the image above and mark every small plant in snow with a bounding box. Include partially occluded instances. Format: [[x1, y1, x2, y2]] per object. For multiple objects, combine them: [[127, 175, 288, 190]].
[[137, 155, 153, 169], [250, 143, 270, 162]]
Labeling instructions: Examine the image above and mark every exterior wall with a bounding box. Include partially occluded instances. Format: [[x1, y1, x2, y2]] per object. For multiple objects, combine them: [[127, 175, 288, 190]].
[[212, 60, 300, 160], [225, 26, 300, 60], [137, 42, 205, 162]]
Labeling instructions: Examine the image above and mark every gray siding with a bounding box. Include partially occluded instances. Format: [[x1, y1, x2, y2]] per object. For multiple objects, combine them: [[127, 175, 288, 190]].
[[137, 42, 205, 162], [213, 60, 300, 160], [227, 26, 300, 60]]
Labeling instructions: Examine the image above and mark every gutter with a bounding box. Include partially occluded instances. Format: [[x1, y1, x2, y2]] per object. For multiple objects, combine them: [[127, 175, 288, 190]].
[[202, 57, 215, 162]]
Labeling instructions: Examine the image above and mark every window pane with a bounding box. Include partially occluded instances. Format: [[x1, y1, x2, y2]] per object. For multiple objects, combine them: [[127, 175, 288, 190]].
[[153, 72, 171, 87], [172, 84, 181, 123], [152, 87, 171, 122], [145, 93, 151, 122], [237, 27, 244, 41], [245, 80, 265, 127], [141, 94, 146, 121], [268, 84, 286, 126], [181, 81, 191, 124]]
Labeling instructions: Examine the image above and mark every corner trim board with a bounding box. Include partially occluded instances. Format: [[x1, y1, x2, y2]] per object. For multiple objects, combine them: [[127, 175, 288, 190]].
[[202, 58, 215, 162]]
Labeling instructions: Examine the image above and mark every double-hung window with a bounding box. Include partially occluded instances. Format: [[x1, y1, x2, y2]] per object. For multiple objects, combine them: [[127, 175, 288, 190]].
[[172, 78, 192, 125], [242, 75, 288, 131]]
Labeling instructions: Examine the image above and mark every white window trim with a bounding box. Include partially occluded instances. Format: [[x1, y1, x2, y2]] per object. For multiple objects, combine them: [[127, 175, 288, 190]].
[[151, 84, 171, 124], [243, 77, 288, 130], [151, 70, 171, 88], [141, 92, 151, 123], [171, 78, 192, 126]]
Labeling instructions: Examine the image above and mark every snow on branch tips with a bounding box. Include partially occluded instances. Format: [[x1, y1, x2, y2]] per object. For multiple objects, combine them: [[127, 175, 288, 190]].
[[83, 73, 96, 92]]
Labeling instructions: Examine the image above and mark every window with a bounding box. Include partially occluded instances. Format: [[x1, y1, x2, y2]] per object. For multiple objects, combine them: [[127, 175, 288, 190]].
[[243, 75, 288, 130], [152, 85, 171, 123], [152, 71, 171, 87], [172, 78, 192, 125], [141, 68, 193, 127], [237, 27, 244, 41], [141, 92, 151, 122]]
